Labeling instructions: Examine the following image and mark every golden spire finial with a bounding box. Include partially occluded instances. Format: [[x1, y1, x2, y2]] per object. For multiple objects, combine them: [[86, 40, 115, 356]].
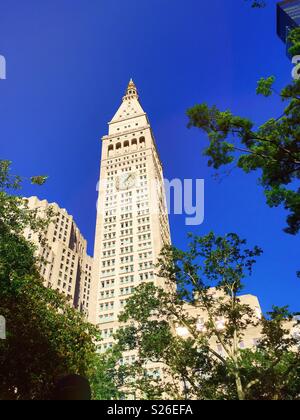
[[123, 78, 138, 100]]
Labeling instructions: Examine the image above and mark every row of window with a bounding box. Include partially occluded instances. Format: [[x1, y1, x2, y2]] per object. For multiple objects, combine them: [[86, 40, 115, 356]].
[[101, 269, 115, 278], [139, 261, 153, 271], [104, 252, 152, 263], [99, 270, 155, 290], [101, 328, 114, 339], [58, 271, 74, 283], [120, 246, 134, 254], [57, 280, 73, 293], [100, 290, 115, 300], [107, 137, 146, 156], [100, 302, 114, 311], [138, 241, 152, 250], [99, 313, 114, 323], [120, 265, 134, 274], [107, 163, 147, 177], [102, 260, 153, 275], [102, 249, 116, 258], [107, 151, 146, 166], [106, 155, 147, 169]]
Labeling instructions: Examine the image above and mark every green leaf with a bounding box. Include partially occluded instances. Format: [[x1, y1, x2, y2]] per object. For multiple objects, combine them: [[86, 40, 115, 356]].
[[30, 176, 48, 186], [256, 76, 275, 97]]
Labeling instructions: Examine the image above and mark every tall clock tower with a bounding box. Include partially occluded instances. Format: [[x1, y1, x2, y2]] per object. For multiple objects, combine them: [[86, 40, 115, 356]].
[[89, 80, 171, 349]]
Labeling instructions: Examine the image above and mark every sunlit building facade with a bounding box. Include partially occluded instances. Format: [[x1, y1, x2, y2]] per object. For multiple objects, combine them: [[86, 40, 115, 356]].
[[24, 196, 93, 315], [89, 80, 171, 349]]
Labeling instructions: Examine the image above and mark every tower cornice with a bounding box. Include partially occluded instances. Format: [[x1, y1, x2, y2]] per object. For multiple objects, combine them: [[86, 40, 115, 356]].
[[102, 124, 151, 141]]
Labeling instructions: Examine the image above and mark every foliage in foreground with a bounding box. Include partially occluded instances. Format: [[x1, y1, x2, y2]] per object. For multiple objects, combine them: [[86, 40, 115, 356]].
[[0, 161, 101, 400], [90, 348, 125, 400], [114, 233, 300, 400]]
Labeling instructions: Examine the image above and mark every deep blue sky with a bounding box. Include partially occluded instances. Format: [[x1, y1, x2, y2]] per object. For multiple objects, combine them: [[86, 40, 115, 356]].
[[0, 0, 299, 312]]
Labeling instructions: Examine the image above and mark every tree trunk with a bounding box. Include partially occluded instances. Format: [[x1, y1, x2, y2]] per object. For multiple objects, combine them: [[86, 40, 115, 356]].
[[235, 375, 245, 401]]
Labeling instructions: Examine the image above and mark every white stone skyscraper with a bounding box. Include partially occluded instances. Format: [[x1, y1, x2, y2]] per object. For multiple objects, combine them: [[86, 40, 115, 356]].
[[89, 80, 171, 348], [24, 196, 93, 315]]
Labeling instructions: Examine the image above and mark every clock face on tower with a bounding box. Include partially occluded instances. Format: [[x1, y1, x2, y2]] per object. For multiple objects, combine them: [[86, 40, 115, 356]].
[[116, 172, 137, 191]]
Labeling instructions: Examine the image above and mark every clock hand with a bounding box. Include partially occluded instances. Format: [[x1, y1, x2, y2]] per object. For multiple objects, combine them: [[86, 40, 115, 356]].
[[125, 174, 135, 185]]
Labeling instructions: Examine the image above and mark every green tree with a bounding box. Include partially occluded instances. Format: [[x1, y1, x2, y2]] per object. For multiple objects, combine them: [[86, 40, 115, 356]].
[[115, 282, 215, 400], [115, 233, 300, 400], [0, 160, 101, 400], [90, 348, 125, 400], [239, 307, 300, 400], [289, 28, 300, 59], [186, 29, 300, 235]]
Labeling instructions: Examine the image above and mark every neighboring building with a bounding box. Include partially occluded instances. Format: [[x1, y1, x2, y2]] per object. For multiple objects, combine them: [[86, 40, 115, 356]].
[[277, 0, 300, 55], [24, 196, 93, 316], [89, 79, 171, 349], [173, 289, 299, 398], [177, 289, 264, 354], [80, 255, 93, 315]]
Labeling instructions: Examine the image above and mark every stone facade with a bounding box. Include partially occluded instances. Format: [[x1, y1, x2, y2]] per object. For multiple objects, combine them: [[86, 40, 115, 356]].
[[89, 80, 171, 349], [23, 196, 93, 315]]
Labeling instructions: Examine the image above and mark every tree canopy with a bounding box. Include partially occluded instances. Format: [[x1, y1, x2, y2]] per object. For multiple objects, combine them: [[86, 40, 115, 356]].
[[186, 29, 300, 235], [0, 161, 101, 400], [115, 233, 300, 400]]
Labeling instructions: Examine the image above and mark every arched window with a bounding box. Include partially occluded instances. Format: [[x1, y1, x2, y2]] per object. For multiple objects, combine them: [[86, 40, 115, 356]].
[[108, 145, 114, 157], [131, 138, 137, 151], [139, 137, 146, 147], [116, 142, 122, 151], [124, 140, 130, 148]]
